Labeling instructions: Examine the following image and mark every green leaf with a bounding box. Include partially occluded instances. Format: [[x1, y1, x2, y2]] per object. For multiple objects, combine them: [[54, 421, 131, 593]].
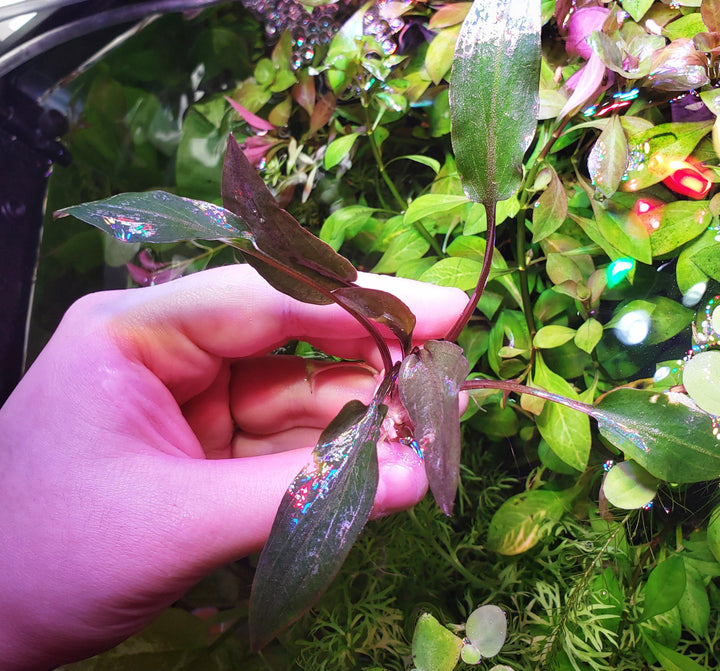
[[319, 205, 378, 251], [650, 201, 711, 256], [324, 132, 361, 169], [425, 25, 461, 84], [678, 566, 710, 637], [623, 0, 654, 21], [412, 613, 463, 671], [399, 341, 469, 514], [594, 203, 652, 265], [574, 318, 603, 354], [663, 13, 709, 41], [707, 505, 720, 564], [450, 0, 540, 202], [533, 325, 576, 349], [465, 605, 507, 658], [623, 121, 713, 192], [419, 257, 483, 291], [249, 398, 385, 650], [55, 190, 250, 243], [602, 460, 659, 509], [534, 353, 591, 472], [644, 636, 707, 671], [594, 389, 720, 483], [532, 166, 568, 243], [404, 193, 470, 226], [606, 297, 692, 345], [642, 556, 686, 621], [391, 154, 441, 173], [487, 488, 573, 554], [588, 115, 628, 198], [682, 349, 720, 416]]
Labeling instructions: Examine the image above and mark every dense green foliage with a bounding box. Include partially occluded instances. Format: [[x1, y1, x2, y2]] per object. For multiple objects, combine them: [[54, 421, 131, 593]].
[[45, 1, 720, 668]]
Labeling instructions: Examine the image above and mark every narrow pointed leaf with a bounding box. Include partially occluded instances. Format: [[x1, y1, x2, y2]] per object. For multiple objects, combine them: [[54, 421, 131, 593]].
[[588, 115, 628, 198], [55, 191, 251, 244], [222, 134, 357, 303], [450, 0, 540, 203], [332, 286, 416, 353], [249, 399, 385, 651], [399, 340, 469, 514], [593, 388, 720, 483]]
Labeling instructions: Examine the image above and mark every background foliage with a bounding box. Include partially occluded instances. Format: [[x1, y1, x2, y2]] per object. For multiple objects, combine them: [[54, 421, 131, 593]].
[[42, 0, 720, 669]]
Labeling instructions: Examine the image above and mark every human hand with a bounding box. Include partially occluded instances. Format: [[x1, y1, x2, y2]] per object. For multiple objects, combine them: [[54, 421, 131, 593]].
[[0, 264, 467, 669]]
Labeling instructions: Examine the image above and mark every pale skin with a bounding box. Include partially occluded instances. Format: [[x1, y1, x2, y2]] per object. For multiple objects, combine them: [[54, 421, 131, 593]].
[[0, 265, 468, 670]]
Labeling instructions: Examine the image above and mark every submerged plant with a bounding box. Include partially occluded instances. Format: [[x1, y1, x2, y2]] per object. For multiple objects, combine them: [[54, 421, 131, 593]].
[[52, 0, 720, 666]]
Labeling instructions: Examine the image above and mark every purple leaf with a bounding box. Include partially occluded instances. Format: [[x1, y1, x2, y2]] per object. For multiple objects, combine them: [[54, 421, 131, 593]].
[[221, 135, 357, 305], [332, 286, 416, 354], [398, 340, 469, 515], [249, 399, 386, 650]]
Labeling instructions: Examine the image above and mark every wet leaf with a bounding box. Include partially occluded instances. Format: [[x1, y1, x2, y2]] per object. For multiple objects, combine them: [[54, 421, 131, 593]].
[[404, 193, 470, 226], [678, 566, 710, 638], [642, 556, 686, 621], [650, 200, 711, 256], [533, 325, 576, 349], [623, 0, 654, 22], [588, 115, 628, 198], [450, 0, 540, 203], [644, 636, 707, 671], [324, 132, 361, 169], [574, 317, 603, 354], [593, 203, 652, 265], [602, 460, 659, 509], [465, 605, 507, 657], [532, 166, 568, 243], [487, 488, 574, 555], [426, 25, 461, 84], [606, 297, 692, 345], [249, 399, 386, 651], [55, 191, 251, 244], [332, 286, 416, 353], [419, 257, 484, 291], [593, 388, 720, 483], [702, 0, 720, 33], [399, 340, 469, 515], [222, 135, 357, 303], [412, 613, 463, 671], [707, 505, 720, 564]]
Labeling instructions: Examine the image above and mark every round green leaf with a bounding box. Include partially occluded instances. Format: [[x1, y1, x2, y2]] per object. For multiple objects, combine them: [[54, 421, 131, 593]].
[[641, 556, 686, 621], [602, 460, 659, 509], [412, 613, 463, 671], [460, 641, 482, 665], [682, 350, 720, 416], [466, 604, 507, 658], [574, 318, 603, 354]]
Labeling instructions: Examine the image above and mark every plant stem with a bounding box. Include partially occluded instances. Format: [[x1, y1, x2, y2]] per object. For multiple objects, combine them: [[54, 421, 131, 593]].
[[461, 378, 597, 418], [445, 200, 497, 342], [363, 112, 445, 258]]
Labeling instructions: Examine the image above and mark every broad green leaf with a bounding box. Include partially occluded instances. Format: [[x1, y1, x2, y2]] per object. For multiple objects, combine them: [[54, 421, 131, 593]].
[[465, 605, 507, 658], [678, 566, 710, 637], [593, 203, 652, 265], [319, 205, 378, 251], [399, 341, 469, 514], [419, 257, 483, 291], [606, 297, 692, 346], [622, 121, 713, 192], [404, 193, 470, 226], [682, 349, 720, 416], [574, 318, 603, 354], [623, 0, 654, 21], [588, 115, 628, 198], [487, 488, 573, 554], [602, 460, 658, 509], [249, 399, 385, 650], [533, 325, 576, 349], [324, 132, 361, 169], [55, 190, 250, 243], [532, 166, 568, 243], [425, 25, 461, 84], [594, 388, 720, 483], [373, 226, 431, 274], [450, 0, 540, 202], [642, 556, 686, 621], [412, 613, 463, 671], [534, 353, 591, 472], [650, 201, 711, 256], [222, 135, 357, 304], [663, 13, 708, 41], [644, 636, 707, 671], [457, 326, 489, 370], [707, 505, 720, 564]]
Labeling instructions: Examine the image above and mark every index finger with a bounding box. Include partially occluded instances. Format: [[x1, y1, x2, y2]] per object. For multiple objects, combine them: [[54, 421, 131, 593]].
[[103, 263, 468, 382]]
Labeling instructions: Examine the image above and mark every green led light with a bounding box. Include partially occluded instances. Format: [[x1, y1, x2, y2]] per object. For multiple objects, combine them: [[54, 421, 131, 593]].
[[606, 258, 635, 288]]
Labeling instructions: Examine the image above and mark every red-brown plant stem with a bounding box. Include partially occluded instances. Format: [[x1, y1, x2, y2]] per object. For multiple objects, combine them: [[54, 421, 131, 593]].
[[445, 199, 497, 342]]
